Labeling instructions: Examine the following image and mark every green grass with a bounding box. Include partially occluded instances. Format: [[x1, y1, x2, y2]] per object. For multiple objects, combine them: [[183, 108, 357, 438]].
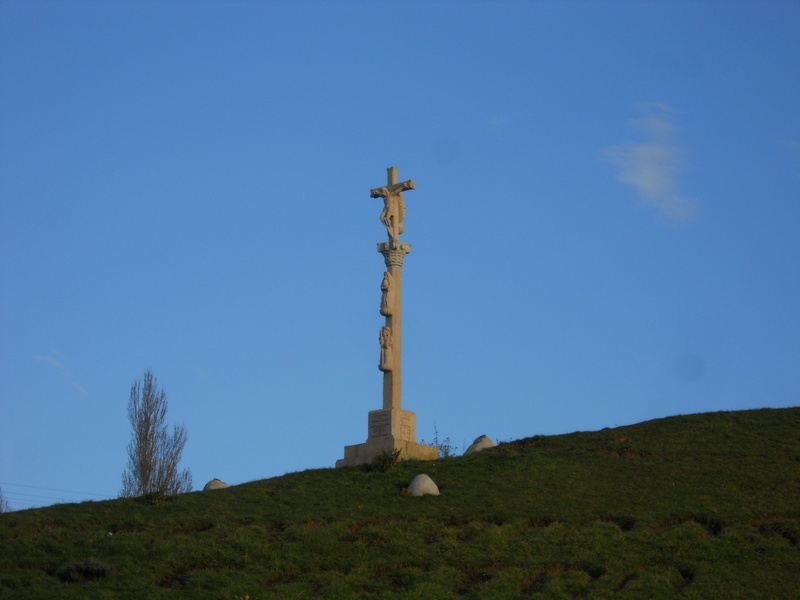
[[2, 407, 799, 598]]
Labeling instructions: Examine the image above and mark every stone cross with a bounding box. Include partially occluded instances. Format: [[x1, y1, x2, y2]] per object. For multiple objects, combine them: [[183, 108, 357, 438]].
[[371, 167, 414, 410], [335, 167, 437, 467], [370, 167, 415, 241]]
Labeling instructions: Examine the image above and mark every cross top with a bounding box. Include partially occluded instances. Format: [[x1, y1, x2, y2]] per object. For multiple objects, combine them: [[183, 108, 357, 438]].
[[370, 167, 415, 240]]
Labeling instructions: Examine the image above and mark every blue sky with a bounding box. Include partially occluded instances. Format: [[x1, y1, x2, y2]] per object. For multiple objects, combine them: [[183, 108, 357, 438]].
[[1, 0, 798, 510]]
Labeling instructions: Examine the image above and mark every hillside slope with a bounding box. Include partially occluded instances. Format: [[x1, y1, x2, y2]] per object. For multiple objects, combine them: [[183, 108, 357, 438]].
[[2, 407, 799, 599]]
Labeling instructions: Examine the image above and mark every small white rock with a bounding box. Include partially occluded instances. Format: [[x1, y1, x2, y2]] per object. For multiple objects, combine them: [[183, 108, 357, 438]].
[[203, 478, 229, 491], [464, 435, 495, 455], [407, 473, 440, 496]]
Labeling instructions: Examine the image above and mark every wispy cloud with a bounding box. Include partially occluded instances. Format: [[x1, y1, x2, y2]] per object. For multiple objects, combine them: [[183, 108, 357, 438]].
[[35, 353, 88, 395], [604, 103, 697, 222], [35, 355, 67, 372]]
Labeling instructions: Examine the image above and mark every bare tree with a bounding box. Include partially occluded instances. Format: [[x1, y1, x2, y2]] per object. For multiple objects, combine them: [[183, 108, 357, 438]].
[[121, 370, 192, 497], [0, 487, 10, 512]]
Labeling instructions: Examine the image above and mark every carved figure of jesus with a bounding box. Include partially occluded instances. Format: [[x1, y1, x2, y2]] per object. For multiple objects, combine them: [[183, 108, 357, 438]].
[[380, 190, 405, 239], [378, 326, 393, 372], [370, 167, 415, 240], [380, 271, 393, 316]]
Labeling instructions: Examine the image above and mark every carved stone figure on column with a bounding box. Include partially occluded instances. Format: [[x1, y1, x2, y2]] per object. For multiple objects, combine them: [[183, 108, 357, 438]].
[[370, 171, 414, 241], [380, 271, 393, 316], [382, 189, 404, 240], [379, 326, 393, 372]]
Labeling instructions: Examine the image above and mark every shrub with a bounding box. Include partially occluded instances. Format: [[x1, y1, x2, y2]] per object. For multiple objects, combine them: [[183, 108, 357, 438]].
[[366, 449, 402, 473], [421, 424, 456, 458], [56, 560, 110, 583]]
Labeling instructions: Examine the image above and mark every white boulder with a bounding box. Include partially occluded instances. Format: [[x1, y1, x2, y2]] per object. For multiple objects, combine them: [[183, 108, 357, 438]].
[[407, 473, 440, 496], [464, 435, 495, 455], [203, 478, 229, 491]]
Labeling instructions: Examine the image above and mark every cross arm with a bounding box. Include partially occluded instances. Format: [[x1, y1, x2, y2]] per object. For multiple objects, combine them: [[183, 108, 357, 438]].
[[370, 180, 415, 198]]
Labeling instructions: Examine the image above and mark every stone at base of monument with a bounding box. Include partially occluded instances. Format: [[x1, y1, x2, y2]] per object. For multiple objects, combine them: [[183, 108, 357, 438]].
[[368, 408, 418, 441], [464, 434, 495, 455], [407, 473, 440, 496], [202, 478, 229, 491], [336, 408, 438, 467], [336, 438, 438, 467]]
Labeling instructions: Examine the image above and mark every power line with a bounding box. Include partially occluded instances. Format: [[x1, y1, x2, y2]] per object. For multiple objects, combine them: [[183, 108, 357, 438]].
[[0, 481, 114, 499], [4, 491, 79, 502], [3, 500, 51, 511], [1, 484, 116, 512]]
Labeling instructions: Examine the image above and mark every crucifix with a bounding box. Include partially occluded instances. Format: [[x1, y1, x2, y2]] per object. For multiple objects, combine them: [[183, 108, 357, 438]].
[[371, 167, 414, 410], [335, 167, 437, 467], [370, 166, 415, 241]]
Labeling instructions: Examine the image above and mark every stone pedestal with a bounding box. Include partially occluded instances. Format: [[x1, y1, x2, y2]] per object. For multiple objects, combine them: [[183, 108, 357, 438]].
[[336, 408, 438, 468]]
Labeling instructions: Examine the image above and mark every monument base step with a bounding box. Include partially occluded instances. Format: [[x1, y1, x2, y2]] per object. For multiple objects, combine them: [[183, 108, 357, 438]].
[[335, 438, 438, 468]]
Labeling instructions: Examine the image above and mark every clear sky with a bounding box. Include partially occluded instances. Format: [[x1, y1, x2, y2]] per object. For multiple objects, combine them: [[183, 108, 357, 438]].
[[1, 1, 798, 510]]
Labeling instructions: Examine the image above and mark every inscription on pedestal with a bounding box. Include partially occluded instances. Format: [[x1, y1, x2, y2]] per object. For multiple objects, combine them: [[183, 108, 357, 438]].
[[369, 411, 391, 439], [401, 417, 411, 441]]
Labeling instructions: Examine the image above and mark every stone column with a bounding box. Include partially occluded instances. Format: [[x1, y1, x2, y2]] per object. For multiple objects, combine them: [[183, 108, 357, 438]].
[[377, 238, 411, 410]]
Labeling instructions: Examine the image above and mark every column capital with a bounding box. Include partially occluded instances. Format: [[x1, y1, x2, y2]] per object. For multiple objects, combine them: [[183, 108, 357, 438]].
[[378, 239, 412, 267]]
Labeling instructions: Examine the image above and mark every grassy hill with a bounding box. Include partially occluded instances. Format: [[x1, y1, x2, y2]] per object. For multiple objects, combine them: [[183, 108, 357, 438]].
[[2, 407, 799, 599]]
